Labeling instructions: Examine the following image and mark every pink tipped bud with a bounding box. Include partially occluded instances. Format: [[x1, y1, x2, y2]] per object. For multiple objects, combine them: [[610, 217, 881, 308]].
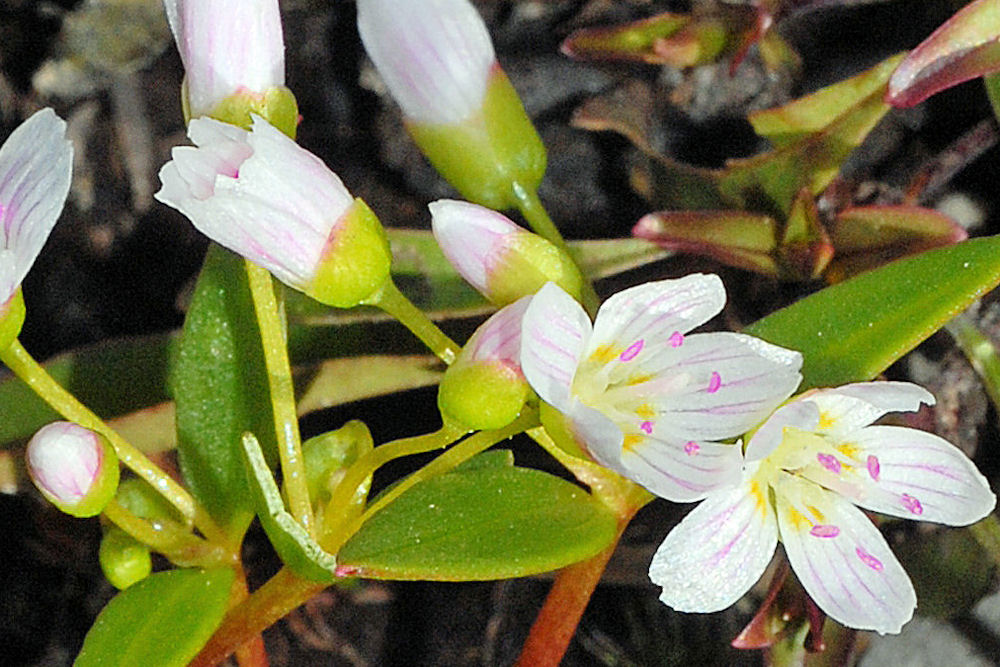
[[438, 297, 532, 430], [26, 422, 119, 518], [357, 0, 495, 126], [164, 0, 286, 120], [155, 115, 391, 307], [430, 199, 582, 305]]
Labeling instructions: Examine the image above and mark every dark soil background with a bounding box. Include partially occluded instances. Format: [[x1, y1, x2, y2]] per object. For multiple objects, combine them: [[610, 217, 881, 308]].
[[3, 0, 1000, 665]]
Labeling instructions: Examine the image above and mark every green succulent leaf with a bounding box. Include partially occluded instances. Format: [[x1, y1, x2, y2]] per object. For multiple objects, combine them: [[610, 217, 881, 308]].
[[745, 235, 1000, 389], [337, 459, 618, 580], [170, 245, 277, 536], [75, 567, 234, 667]]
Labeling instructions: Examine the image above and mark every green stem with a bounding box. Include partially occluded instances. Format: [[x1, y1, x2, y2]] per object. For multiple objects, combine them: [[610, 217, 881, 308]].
[[366, 280, 461, 365], [0, 339, 226, 545], [510, 181, 600, 316], [102, 500, 233, 568], [245, 261, 314, 535], [984, 73, 1000, 125], [318, 423, 467, 544], [323, 411, 537, 554]]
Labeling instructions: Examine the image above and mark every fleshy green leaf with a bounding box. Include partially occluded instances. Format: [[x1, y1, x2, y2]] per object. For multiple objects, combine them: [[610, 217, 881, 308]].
[[75, 567, 234, 667], [749, 54, 904, 146], [887, 0, 1000, 108], [169, 245, 277, 535], [337, 462, 619, 580], [241, 433, 340, 583], [745, 235, 1000, 389]]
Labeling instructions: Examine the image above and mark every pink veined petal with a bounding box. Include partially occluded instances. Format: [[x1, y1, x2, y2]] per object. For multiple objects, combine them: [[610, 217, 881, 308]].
[[621, 437, 743, 503], [806, 382, 935, 439], [0, 108, 72, 302], [357, 0, 496, 125], [430, 199, 522, 295], [565, 400, 625, 472], [464, 295, 531, 364], [776, 483, 916, 635], [844, 425, 996, 526], [745, 396, 820, 462], [638, 332, 802, 442], [587, 274, 726, 364], [649, 481, 778, 613], [520, 282, 591, 411]]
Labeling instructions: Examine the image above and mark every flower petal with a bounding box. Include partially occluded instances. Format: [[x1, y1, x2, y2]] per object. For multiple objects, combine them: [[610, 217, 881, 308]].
[[745, 396, 820, 462], [357, 0, 496, 125], [844, 425, 996, 526], [588, 274, 726, 363], [0, 108, 73, 301], [638, 332, 803, 442], [807, 382, 935, 439], [565, 399, 625, 471], [622, 437, 743, 502], [520, 282, 591, 410], [650, 480, 777, 613], [776, 480, 916, 634]]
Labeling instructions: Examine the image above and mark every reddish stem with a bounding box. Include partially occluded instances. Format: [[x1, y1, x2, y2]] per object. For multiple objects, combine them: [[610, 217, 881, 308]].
[[191, 568, 326, 667], [514, 537, 621, 667]]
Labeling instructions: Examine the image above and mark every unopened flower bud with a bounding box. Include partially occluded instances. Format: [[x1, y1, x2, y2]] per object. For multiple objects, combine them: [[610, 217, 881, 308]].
[[438, 297, 532, 430], [164, 0, 297, 134], [156, 115, 392, 308], [99, 527, 152, 590], [430, 199, 583, 305], [300, 420, 373, 505], [358, 0, 546, 209], [26, 422, 119, 518]]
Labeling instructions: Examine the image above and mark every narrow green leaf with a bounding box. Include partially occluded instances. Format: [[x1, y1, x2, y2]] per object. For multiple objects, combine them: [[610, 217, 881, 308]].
[[170, 245, 276, 535], [241, 433, 339, 583], [337, 464, 619, 581], [749, 55, 904, 145], [745, 236, 1000, 389], [75, 567, 234, 667]]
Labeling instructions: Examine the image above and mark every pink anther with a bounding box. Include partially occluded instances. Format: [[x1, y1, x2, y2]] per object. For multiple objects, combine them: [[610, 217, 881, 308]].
[[668, 331, 684, 348], [619, 339, 644, 362], [640, 421, 653, 434], [866, 455, 880, 481], [856, 546, 884, 572], [684, 441, 700, 456], [809, 524, 840, 538], [707, 371, 721, 393], [901, 493, 923, 515], [817, 453, 842, 475]]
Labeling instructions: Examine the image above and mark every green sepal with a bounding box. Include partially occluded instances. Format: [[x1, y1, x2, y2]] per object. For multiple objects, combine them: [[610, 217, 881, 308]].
[[184, 83, 300, 139], [75, 567, 235, 667], [407, 68, 546, 211], [307, 198, 393, 309], [170, 244, 277, 537], [337, 455, 618, 580], [438, 361, 529, 431], [99, 527, 153, 590], [241, 432, 339, 583], [0, 289, 25, 352], [484, 231, 584, 305]]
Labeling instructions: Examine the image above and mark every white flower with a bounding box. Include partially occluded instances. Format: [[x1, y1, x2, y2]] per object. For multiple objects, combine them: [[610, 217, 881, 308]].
[[0, 108, 73, 308], [163, 0, 285, 118], [520, 276, 803, 502], [650, 382, 996, 634], [156, 115, 391, 307], [357, 0, 496, 125]]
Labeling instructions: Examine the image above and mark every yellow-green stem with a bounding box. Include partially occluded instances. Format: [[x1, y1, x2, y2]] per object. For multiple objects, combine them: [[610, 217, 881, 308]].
[[319, 424, 466, 544], [245, 261, 314, 535], [366, 280, 461, 365], [324, 411, 537, 554], [0, 339, 226, 544], [103, 500, 233, 568], [511, 181, 600, 316]]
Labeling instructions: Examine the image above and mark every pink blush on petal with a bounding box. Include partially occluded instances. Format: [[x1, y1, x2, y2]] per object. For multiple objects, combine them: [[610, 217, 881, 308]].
[[809, 524, 840, 538], [867, 455, 880, 481], [856, 546, 884, 572]]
